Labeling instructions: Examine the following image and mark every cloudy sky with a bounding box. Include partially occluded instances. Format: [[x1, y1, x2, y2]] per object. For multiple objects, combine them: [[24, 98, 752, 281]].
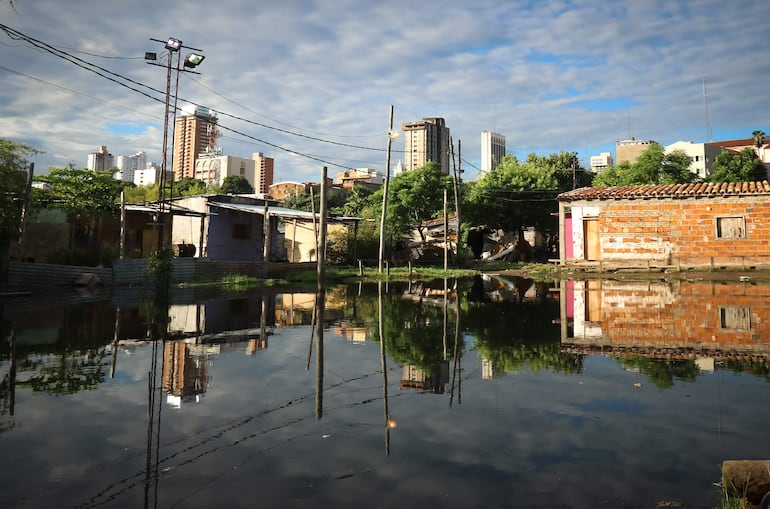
[[2, 0, 769, 182]]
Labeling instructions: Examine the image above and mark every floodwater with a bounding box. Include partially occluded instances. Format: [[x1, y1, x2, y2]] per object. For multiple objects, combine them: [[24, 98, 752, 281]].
[[1, 275, 769, 508]]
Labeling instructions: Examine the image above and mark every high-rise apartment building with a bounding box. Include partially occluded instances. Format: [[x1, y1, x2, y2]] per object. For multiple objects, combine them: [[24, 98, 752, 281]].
[[115, 151, 147, 182], [252, 152, 274, 194], [173, 104, 219, 181], [87, 145, 114, 172], [402, 117, 450, 173], [480, 131, 506, 174]]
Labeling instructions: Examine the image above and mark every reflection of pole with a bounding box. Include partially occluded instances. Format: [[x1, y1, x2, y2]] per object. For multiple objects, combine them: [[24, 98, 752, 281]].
[[307, 300, 316, 370], [378, 105, 395, 274], [111, 308, 121, 379], [315, 287, 324, 420], [442, 277, 448, 361], [378, 281, 391, 454], [9, 323, 16, 416], [450, 286, 462, 407]]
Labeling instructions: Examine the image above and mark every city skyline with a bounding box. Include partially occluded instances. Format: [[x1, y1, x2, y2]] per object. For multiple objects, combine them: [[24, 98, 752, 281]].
[[2, 0, 769, 183]]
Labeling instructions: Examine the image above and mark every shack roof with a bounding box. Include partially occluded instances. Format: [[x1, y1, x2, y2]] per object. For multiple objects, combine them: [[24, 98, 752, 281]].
[[557, 181, 770, 202]]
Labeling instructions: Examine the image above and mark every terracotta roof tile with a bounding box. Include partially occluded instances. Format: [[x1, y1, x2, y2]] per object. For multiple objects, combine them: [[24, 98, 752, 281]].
[[557, 181, 770, 202]]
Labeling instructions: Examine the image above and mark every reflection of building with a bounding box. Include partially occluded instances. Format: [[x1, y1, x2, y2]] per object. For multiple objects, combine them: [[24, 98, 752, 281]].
[[162, 341, 213, 407], [400, 364, 449, 394], [481, 357, 501, 380], [560, 280, 770, 358], [333, 321, 369, 342]]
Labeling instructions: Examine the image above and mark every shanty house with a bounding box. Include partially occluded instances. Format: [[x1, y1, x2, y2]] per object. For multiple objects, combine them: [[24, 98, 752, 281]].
[[557, 181, 770, 269]]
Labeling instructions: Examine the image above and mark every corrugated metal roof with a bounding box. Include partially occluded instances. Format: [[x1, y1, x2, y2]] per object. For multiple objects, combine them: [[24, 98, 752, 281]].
[[557, 181, 770, 202], [208, 202, 362, 222]]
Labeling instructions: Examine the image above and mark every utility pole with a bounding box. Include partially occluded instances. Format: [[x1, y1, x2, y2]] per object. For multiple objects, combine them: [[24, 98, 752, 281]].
[[378, 105, 398, 274]]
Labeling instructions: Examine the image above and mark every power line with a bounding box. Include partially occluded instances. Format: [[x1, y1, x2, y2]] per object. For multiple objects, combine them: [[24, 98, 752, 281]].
[[0, 23, 399, 166]]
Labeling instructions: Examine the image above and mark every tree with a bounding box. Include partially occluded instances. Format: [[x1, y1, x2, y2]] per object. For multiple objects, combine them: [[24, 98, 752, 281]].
[[463, 152, 583, 233], [0, 139, 39, 247], [707, 148, 768, 183], [0, 139, 40, 283], [174, 177, 210, 196], [370, 162, 455, 243], [221, 175, 254, 194], [593, 143, 694, 186], [33, 167, 124, 262], [752, 130, 765, 150]]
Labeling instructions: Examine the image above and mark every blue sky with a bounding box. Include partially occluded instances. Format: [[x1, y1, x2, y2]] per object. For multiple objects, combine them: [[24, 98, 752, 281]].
[[1, 0, 769, 182]]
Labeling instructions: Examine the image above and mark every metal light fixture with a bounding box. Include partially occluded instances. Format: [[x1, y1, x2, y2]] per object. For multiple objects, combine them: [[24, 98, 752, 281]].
[[165, 37, 182, 51], [183, 53, 205, 68]]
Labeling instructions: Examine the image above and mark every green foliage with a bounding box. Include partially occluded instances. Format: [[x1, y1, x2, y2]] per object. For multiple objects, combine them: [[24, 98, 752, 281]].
[[333, 185, 375, 218], [463, 152, 581, 232], [593, 143, 695, 186], [33, 167, 124, 219], [0, 139, 40, 244], [326, 222, 380, 265], [369, 162, 455, 242], [707, 148, 767, 183], [123, 182, 160, 203], [175, 177, 211, 196], [221, 175, 254, 194]]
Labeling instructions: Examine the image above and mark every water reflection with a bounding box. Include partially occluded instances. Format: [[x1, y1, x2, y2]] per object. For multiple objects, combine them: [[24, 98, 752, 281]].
[[561, 279, 770, 385], [1, 276, 770, 507]]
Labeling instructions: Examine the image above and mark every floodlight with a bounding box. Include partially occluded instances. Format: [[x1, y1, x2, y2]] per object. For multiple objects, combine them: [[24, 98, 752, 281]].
[[144, 52, 157, 61], [183, 53, 206, 68], [388, 130, 400, 140], [165, 37, 182, 51]]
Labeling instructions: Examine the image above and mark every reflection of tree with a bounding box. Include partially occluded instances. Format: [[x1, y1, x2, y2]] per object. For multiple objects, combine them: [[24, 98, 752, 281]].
[[17, 348, 108, 395], [476, 343, 583, 374], [616, 357, 701, 389], [377, 292, 460, 374], [721, 358, 770, 381], [461, 277, 583, 374]]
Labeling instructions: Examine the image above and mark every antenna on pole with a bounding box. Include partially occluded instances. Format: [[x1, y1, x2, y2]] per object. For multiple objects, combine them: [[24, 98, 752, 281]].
[[703, 76, 712, 142], [627, 109, 631, 140]]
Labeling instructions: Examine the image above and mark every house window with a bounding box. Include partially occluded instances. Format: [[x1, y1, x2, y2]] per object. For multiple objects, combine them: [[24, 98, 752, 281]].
[[716, 216, 745, 239], [232, 224, 250, 239], [720, 307, 751, 330]]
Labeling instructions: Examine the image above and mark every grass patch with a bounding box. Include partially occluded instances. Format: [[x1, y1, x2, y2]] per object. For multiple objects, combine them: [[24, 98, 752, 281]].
[[179, 274, 280, 289], [285, 265, 480, 283]]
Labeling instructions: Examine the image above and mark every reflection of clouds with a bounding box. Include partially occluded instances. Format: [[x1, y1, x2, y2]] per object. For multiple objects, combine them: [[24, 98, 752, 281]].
[[3, 323, 770, 508]]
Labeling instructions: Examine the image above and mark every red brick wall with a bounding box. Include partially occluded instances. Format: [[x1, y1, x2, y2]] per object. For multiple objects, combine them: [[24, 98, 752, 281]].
[[585, 196, 770, 264]]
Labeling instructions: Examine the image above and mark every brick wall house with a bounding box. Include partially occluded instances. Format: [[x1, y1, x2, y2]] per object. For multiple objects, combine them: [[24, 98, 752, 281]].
[[557, 181, 770, 268]]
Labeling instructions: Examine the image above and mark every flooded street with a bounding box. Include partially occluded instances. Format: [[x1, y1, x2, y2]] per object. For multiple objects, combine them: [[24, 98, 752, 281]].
[[2, 276, 769, 508]]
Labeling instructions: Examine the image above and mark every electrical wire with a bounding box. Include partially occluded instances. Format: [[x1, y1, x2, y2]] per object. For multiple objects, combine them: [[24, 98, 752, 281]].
[[0, 23, 403, 168]]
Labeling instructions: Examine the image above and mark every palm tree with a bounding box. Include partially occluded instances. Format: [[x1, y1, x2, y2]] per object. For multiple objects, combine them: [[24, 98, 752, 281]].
[[752, 130, 765, 162]]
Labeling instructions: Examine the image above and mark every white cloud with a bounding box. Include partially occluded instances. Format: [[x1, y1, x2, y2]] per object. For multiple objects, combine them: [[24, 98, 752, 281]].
[[1, 0, 768, 182]]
